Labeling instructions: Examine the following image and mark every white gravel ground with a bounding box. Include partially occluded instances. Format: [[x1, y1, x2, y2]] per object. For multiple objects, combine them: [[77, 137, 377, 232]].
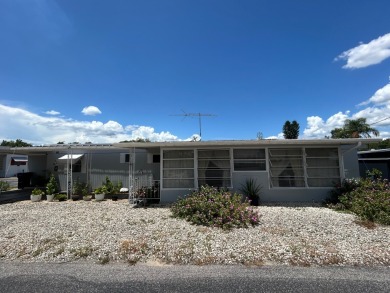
[[0, 200, 389, 266]]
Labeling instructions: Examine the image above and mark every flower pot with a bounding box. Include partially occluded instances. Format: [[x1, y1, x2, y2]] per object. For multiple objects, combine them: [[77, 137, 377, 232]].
[[95, 193, 105, 201], [46, 194, 55, 202], [83, 196, 92, 201], [31, 194, 42, 202]]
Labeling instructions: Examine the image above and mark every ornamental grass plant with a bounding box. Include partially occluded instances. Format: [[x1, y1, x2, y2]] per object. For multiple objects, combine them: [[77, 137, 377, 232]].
[[171, 185, 260, 230]]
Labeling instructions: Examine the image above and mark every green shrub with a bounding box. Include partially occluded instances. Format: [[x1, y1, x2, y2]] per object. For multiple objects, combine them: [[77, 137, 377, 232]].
[[171, 185, 260, 230], [329, 170, 390, 225], [338, 177, 390, 225], [0, 181, 10, 192]]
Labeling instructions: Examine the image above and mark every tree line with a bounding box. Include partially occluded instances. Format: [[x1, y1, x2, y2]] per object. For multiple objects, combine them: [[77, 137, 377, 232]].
[[281, 117, 380, 140]]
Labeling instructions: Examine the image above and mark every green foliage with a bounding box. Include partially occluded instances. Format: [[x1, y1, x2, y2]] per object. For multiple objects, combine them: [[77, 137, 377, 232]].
[[331, 118, 379, 138], [54, 193, 67, 201], [94, 177, 122, 194], [0, 181, 10, 192], [239, 178, 262, 205], [329, 171, 390, 225], [1, 139, 32, 147], [72, 178, 88, 196], [367, 138, 390, 150], [171, 185, 260, 230], [31, 188, 44, 196], [282, 120, 299, 139], [46, 174, 59, 195]]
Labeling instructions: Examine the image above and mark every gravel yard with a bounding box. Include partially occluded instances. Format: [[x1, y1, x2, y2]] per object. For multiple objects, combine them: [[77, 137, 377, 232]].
[[0, 200, 389, 266]]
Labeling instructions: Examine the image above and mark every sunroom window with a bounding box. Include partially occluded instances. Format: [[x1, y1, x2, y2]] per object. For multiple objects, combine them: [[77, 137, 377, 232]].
[[162, 150, 194, 188], [233, 149, 266, 171], [269, 148, 305, 187], [198, 149, 231, 188], [306, 148, 340, 187]]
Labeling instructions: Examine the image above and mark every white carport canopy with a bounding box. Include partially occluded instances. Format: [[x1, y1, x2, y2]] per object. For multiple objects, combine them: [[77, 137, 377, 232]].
[[11, 156, 28, 162], [58, 154, 83, 161], [57, 154, 84, 197]]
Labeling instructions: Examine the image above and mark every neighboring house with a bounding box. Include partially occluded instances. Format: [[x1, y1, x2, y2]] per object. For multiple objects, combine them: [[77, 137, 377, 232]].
[[358, 148, 390, 180], [0, 147, 29, 178], [9, 138, 379, 203]]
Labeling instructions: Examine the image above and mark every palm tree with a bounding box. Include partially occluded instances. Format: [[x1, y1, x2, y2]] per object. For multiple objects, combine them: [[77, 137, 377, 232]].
[[331, 118, 379, 138]]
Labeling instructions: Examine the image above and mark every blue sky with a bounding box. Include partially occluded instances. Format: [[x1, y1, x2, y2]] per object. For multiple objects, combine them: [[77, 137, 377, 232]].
[[1, 0, 390, 145]]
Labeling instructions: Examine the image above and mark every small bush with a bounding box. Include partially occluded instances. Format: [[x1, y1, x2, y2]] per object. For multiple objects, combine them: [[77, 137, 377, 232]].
[[171, 185, 260, 230], [0, 181, 10, 192], [329, 171, 390, 225]]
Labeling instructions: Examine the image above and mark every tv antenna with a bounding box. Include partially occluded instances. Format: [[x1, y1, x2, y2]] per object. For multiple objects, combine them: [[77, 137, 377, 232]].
[[170, 111, 217, 140]]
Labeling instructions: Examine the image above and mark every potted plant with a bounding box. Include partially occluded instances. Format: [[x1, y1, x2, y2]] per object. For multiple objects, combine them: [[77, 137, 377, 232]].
[[31, 188, 44, 202], [46, 174, 58, 202], [72, 179, 88, 201], [94, 185, 107, 201], [239, 178, 262, 206]]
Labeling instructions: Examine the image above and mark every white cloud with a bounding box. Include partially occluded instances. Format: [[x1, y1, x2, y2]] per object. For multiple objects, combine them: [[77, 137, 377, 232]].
[[303, 112, 350, 139], [303, 83, 390, 139], [0, 104, 179, 145], [45, 110, 60, 115], [81, 106, 102, 116], [359, 83, 390, 106], [335, 33, 390, 69]]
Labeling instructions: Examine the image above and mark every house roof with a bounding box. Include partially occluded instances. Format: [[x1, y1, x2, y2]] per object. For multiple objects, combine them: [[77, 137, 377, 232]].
[[7, 138, 381, 155], [113, 138, 381, 149]]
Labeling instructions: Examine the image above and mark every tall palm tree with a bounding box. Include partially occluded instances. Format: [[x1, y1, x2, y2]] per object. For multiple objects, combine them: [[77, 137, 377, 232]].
[[344, 118, 380, 138]]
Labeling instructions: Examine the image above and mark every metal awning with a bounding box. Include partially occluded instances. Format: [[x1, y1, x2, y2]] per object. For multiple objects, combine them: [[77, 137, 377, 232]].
[[11, 157, 28, 162], [58, 154, 84, 160]]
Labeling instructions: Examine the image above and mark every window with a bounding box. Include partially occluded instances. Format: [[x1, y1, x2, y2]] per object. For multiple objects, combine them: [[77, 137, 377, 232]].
[[198, 149, 231, 188], [269, 148, 305, 187], [306, 148, 340, 187], [233, 149, 266, 171], [11, 157, 28, 166], [162, 150, 194, 188]]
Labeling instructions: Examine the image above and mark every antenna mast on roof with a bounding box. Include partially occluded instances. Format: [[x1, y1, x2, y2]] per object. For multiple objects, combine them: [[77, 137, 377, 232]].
[[170, 111, 217, 140]]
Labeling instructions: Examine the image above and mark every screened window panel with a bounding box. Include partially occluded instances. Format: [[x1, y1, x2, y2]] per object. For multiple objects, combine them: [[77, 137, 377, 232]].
[[163, 179, 194, 188], [163, 169, 194, 179], [198, 159, 230, 168], [198, 149, 230, 159], [306, 158, 339, 167], [163, 150, 194, 159], [306, 148, 340, 187], [269, 148, 304, 188], [162, 149, 195, 188], [234, 160, 266, 171], [198, 149, 231, 188], [307, 168, 340, 177], [270, 168, 305, 177], [269, 149, 303, 157], [233, 149, 265, 159], [163, 160, 194, 168], [306, 148, 338, 157]]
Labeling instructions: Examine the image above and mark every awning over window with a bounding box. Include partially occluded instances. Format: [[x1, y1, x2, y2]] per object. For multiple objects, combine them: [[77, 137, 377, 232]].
[[58, 154, 84, 160], [11, 156, 28, 163]]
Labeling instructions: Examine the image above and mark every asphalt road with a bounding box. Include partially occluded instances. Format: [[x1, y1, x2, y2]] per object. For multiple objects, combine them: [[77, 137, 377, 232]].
[[0, 262, 389, 293]]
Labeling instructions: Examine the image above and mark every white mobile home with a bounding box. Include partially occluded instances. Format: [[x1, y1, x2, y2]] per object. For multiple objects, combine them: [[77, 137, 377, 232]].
[[10, 139, 379, 203]]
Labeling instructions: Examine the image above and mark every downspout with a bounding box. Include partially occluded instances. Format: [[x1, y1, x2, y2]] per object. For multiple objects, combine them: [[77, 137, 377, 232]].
[[340, 141, 362, 180]]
